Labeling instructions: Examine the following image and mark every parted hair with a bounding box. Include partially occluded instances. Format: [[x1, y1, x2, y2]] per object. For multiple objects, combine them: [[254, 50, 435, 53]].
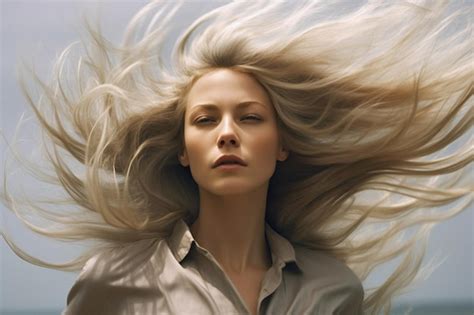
[[1, 1, 472, 314]]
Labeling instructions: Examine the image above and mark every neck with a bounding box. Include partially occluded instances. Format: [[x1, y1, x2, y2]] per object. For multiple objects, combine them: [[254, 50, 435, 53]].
[[190, 184, 272, 274]]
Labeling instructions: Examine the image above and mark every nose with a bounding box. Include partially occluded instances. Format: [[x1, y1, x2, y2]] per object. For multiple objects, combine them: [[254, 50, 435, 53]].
[[217, 116, 240, 148]]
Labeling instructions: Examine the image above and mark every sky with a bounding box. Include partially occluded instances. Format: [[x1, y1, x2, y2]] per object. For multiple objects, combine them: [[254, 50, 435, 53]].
[[0, 0, 472, 311]]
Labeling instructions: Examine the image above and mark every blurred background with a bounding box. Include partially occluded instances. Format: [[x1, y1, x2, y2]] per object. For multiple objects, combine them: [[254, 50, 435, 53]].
[[1, 1, 472, 314]]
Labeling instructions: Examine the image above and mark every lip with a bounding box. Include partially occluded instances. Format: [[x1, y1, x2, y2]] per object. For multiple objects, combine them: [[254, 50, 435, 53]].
[[212, 154, 247, 168], [215, 164, 245, 171]]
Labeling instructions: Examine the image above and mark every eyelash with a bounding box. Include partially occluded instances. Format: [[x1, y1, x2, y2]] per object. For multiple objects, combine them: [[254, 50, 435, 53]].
[[195, 115, 262, 124]]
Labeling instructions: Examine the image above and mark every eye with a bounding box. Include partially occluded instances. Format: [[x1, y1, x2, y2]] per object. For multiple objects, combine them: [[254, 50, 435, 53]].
[[195, 115, 262, 124], [195, 117, 214, 124], [243, 115, 262, 121]]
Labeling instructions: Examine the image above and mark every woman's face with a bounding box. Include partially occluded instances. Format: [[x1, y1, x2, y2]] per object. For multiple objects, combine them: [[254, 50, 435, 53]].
[[179, 68, 288, 195]]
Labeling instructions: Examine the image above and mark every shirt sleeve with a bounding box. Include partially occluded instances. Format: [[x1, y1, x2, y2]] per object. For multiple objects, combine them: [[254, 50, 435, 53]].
[[333, 279, 365, 315], [62, 254, 124, 315], [294, 245, 366, 315]]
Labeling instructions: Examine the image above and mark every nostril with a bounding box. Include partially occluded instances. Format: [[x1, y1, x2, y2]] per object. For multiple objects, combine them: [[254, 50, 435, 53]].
[[219, 139, 237, 146]]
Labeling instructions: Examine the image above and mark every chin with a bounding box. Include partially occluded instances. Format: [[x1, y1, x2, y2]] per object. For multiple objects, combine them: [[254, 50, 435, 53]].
[[204, 180, 270, 196]]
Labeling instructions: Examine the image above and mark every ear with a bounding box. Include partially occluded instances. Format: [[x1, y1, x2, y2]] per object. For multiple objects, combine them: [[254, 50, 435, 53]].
[[178, 149, 189, 167], [277, 146, 289, 162]]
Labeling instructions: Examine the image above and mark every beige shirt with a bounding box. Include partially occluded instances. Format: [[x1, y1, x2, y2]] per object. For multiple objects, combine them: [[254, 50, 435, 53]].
[[63, 219, 363, 315]]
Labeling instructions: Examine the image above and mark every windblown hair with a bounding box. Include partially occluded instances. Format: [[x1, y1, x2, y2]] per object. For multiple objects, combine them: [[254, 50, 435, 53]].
[[1, 1, 472, 314]]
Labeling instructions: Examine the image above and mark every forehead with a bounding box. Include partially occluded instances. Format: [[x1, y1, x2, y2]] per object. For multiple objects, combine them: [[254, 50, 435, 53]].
[[186, 69, 272, 111]]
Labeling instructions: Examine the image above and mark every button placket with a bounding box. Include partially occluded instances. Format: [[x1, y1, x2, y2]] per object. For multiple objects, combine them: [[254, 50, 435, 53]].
[[259, 261, 283, 302], [193, 247, 228, 313], [198, 246, 250, 314]]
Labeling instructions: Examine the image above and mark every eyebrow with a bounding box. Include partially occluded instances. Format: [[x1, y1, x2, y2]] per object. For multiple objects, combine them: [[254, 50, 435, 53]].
[[189, 101, 268, 115]]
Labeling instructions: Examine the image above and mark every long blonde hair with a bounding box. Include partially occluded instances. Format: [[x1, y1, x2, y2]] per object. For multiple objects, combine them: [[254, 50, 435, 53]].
[[1, 1, 472, 314]]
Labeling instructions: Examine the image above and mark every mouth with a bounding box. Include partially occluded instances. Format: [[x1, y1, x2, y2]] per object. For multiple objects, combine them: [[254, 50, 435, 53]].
[[215, 163, 245, 171], [212, 155, 247, 168]]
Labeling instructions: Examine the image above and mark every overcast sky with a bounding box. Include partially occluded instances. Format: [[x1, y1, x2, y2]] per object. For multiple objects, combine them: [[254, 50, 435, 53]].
[[1, 0, 472, 311]]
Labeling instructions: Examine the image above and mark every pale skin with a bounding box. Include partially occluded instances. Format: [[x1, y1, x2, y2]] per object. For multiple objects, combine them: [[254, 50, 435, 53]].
[[178, 68, 288, 314]]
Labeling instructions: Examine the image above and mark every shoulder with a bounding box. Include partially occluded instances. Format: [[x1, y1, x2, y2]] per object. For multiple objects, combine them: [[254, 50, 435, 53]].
[[63, 238, 166, 315], [75, 238, 162, 281], [292, 244, 364, 313], [294, 244, 361, 284]]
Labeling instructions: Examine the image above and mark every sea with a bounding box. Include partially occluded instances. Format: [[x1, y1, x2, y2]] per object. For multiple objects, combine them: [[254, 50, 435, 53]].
[[1, 303, 473, 315]]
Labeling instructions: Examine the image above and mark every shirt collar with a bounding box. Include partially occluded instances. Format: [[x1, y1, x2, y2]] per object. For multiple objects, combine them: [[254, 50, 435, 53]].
[[167, 219, 301, 271]]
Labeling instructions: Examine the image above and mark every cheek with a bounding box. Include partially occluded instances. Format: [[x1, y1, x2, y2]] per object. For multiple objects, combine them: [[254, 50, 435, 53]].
[[251, 128, 281, 162], [184, 132, 205, 160]]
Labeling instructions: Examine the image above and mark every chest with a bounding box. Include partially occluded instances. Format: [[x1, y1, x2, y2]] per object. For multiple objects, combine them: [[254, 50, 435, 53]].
[[226, 269, 268, 315]]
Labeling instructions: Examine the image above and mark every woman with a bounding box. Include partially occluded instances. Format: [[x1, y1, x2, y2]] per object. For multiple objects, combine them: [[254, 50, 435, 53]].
[[1, 1, 471, 314]]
